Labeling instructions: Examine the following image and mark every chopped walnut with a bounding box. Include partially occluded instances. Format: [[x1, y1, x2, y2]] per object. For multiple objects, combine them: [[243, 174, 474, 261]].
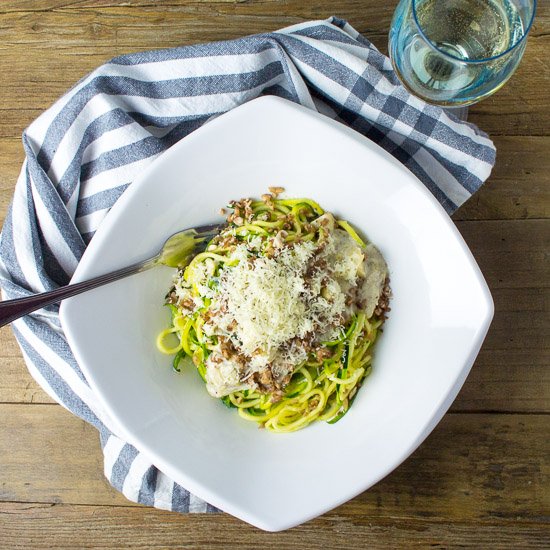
[[242, 198, 253, 222], [260, 193, 275, 210], [374, 281, 392, 318], [165, 290, 178, 305], [315, 347, 332, 362], [268, 186, 285, 197], [179, 297, 195, 312], [219, 336, 238, 360], [253, 369, 276, 393]]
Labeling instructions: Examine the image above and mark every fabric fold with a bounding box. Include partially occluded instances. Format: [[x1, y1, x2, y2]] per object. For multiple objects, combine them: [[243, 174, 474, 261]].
[[0, 16, 495, 513]]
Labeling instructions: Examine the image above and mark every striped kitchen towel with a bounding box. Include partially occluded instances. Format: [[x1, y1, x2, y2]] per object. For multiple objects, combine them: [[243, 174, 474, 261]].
[[0, 17, 495, 513]]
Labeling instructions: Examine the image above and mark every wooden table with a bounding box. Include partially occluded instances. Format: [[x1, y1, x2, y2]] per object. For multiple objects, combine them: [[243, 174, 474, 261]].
[[0, 1, 548, 547]]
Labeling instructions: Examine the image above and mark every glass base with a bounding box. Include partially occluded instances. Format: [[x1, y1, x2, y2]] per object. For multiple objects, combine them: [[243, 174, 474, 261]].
[[443, 106, 469, 121]]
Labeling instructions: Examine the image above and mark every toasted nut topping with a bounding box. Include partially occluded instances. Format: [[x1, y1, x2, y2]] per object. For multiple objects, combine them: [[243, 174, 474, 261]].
[[268, 186, 285, 196]]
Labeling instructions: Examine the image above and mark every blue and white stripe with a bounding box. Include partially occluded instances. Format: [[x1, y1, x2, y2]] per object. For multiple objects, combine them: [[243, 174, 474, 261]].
[[0, 17, 495, 513]]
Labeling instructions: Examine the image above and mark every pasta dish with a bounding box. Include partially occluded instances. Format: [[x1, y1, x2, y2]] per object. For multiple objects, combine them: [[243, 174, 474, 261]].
[[157, 189, 390, 432]]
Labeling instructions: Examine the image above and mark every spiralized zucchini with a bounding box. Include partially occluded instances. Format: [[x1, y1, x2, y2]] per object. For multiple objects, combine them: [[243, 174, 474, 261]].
[[157, 195, 387, 432]]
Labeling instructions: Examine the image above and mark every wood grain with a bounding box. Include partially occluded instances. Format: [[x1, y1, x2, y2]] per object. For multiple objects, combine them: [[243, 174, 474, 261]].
[[1, 405, 549, 524], [457, 220, 549, 290], [0, 404, 131, 507], [0, 0, 548, 545], [1, 502, 549, 549], [0, 326, 54, 404], [0, 2, 548, 139], [454, 136, 550, 221], [1, 221, 548, 410], [451, 287, 549, 413], [1, 135, 549, 228]]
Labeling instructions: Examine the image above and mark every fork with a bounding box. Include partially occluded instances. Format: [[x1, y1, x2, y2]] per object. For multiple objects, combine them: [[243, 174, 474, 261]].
[[0, 223, 222, 328]]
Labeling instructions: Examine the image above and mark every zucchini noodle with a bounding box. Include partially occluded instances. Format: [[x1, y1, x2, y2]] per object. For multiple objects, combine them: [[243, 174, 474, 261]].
[[157, 192, 390, 432]]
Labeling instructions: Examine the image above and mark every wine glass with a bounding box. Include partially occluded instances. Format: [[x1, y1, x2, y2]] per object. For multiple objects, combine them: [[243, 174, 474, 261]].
[[389, 0, 537, 108]]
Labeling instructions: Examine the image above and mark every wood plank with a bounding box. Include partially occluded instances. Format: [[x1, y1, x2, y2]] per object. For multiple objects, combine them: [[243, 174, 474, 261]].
[[0, 139, 24, 189], [0, 110, 46, 143], [0, 0, 94, 10], [348, 413, 550, 523], [1, 288, 548, 410], [0, 356, 54, 404], [453, 136, 550, 221], [0, 404, 133, 507], [453, 221, 549, 413], [0, 0, 547, 38], [456, 219, 549, 290], [0, 219, 548, 411], [465, 35, 550, 136], [1, 404, 549, 523], [0, 326, 54, 404], [0, 4, 548, 138], [0, 138, 24, 234], [0, 503, 549, 549], [451, 287, 549, 413], [2, 131, 550, 234]]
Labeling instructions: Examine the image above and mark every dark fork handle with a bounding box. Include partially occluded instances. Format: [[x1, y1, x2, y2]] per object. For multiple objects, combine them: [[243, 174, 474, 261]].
[[0, 256, 158, 328], [0, 222, 224, 328]]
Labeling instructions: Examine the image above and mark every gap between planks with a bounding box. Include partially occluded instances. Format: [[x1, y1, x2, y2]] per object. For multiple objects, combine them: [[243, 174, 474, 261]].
[[0, 502, 549, 549], [1, 405, 548, 523]]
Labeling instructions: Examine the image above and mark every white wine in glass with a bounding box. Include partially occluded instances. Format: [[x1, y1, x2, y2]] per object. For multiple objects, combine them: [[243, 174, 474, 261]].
[[389, 0, 536, 107]]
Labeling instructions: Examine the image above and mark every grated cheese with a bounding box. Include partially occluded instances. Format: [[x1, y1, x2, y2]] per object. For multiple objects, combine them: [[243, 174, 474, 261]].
[[217, 240, 325, 366], [173, 218, 389, 398], [210, 229, 366, 373]]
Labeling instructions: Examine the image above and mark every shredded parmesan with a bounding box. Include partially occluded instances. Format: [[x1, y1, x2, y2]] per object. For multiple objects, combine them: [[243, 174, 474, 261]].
[[171, 213, 389, 398], [210, 229, 363, 374], [219, 242, 317, 362]]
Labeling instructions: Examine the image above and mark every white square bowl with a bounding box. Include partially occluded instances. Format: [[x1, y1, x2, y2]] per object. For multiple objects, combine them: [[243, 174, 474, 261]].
[[60, 96, 493, 531]]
